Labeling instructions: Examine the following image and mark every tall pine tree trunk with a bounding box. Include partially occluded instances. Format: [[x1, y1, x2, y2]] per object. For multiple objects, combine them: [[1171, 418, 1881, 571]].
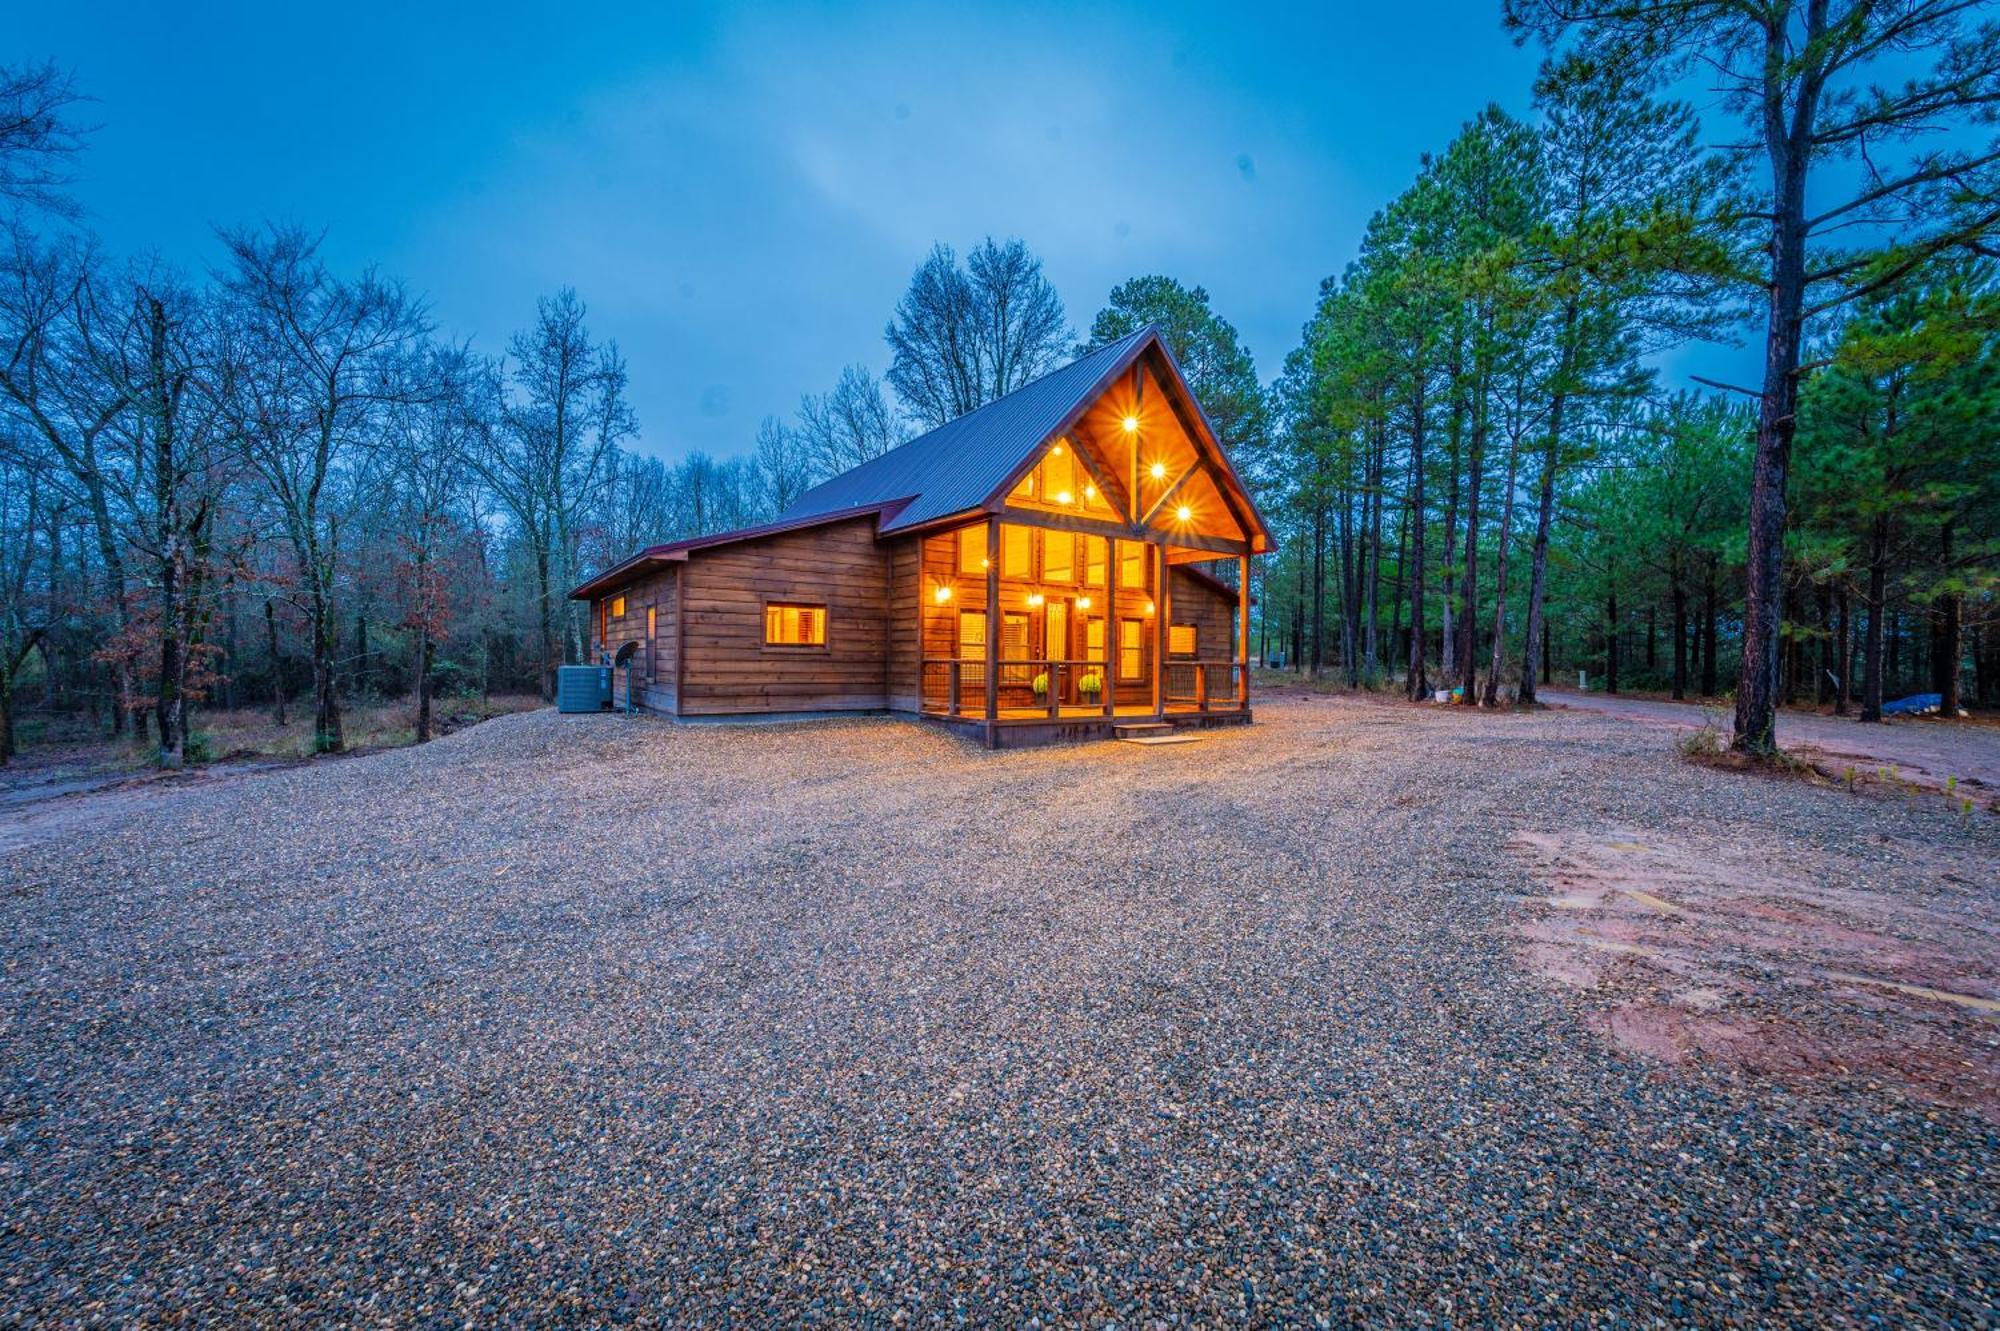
[[1936, 521, 1961, 716], [1860, 515, 1888, 723]]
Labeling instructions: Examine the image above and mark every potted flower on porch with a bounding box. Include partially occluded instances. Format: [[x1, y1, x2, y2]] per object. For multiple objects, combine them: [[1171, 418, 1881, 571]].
[[1032, 670, 1050, 698], [1078, 669, 1104, 701]]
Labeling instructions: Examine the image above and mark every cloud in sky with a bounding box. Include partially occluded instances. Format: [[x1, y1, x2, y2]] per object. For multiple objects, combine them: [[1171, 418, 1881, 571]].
[[33, 0, 1754, 463]]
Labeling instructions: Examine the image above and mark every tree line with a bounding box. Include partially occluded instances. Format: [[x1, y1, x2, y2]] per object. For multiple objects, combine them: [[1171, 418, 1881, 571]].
[[0, 60, 1255, 765], [1249, 1, 1999, 749]]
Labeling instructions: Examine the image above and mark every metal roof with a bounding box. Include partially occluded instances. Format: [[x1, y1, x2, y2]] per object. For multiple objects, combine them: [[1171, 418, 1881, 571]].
[[570, 323, 1275, 601], [778, 325, 1155, 534], [567, 501, 902, 600]]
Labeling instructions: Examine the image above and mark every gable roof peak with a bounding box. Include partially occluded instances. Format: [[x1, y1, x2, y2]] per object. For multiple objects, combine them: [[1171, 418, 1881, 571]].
[[778, 325, 1157, 534]]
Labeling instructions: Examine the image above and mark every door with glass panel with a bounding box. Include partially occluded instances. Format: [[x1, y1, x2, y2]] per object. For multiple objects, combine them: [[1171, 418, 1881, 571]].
[[1045, 600, 1069, 706]]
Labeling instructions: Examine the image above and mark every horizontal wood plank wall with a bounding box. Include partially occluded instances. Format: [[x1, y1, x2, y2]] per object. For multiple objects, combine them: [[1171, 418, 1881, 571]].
[[1169, 567, 1236, 663], [593, 565, 679, 712], [680, 517, 891, 714], [887, 536, 921, 712]]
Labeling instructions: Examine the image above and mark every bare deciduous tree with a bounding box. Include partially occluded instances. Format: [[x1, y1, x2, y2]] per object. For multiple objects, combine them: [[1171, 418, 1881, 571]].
[[885, 238, 1068, 427], [216, 223, 428, 753], [473, 288, 632, 697], [0, 61, 90, 218], [794, 364, 905, 479]]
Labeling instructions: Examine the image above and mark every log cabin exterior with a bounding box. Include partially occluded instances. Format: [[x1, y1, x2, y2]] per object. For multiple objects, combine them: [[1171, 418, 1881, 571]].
[[570, 326, 1272, 747]]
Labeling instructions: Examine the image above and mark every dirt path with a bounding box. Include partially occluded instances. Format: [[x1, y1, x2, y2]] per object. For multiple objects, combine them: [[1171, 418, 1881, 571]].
[[1543, 688, 2000, 792]]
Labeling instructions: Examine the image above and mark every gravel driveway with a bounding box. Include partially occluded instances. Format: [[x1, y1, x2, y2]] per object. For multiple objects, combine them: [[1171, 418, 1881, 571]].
[[2, 698, 1994, 1325]]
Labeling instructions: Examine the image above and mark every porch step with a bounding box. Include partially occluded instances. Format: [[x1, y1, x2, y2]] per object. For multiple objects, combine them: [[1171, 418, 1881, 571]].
[[1114, 722, 1201, 746]]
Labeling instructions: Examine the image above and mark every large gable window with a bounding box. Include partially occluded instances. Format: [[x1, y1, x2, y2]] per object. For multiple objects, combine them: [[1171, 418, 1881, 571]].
[[1043, 530, 1075, 583], [1002, 524, 1032, 578], [764, 603, 827, 647]]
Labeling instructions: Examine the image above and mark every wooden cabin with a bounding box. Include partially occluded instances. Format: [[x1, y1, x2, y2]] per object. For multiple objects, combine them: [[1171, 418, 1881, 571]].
[[570, 325, 1273, 747]]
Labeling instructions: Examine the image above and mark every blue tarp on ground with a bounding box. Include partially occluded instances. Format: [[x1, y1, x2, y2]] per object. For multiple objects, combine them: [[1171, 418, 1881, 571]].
[[1882, 693, 1942, 716]]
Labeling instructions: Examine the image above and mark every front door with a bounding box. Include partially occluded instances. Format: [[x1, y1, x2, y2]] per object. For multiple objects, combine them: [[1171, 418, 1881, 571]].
[[1045, 601, 1069, 704]]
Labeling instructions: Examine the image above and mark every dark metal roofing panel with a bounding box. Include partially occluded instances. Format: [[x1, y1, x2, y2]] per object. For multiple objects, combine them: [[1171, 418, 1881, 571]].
[[777, 325, 1154, 534], [568, 503, 899, 599]]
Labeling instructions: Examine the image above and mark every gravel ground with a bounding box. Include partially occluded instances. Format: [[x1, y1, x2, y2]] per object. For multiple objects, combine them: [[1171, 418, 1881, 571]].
[[1, 697, 1994, 1326]]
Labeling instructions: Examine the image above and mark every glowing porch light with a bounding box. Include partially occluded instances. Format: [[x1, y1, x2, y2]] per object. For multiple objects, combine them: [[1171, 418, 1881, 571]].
[[1144, 599, 1156, 616], [1150, 461, 1167, 480], [1083, 484, 1096, 500], [981, 557, 990, 570], [1052, 442, 1064, 455], [1122, 415, 1139, 433], [1175, 505, 1192, 523], [1076, 596, 1092, 610], [934, 584, 953, 603], [1027, 592, 1045, 607], [1055, 490, 1073, 505]]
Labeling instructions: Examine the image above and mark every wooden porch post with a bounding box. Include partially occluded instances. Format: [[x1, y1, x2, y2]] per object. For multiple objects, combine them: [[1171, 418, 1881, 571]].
[[1104, 537, 1118, 719], [1239, 552, 1252, 709], [984, 516, 1000, 744], [1153, 540, 1168, 719]]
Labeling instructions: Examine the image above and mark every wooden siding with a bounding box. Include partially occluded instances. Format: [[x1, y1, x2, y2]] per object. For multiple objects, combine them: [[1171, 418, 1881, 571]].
[[678, 516, 892, 715], [592, 565, 678, 713], [1168, 566, 1236, 663], [887, 535, 921, 712]]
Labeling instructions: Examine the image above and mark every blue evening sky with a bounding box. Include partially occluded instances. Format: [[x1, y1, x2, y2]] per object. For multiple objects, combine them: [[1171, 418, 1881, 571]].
[[15, 1, 1754, 461]]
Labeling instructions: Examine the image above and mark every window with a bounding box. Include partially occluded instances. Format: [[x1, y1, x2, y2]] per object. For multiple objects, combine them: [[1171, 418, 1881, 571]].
[[1001, 612, 1029, 659], [1084, 536, 1106, 586], [958, 609, 985, 658], [1001, 611, 1030, 685], [1085, 618, 1105, 660], [611, 595, 625, 619], [647, 606, 657, 637], [958, 526, 987, 575], [1170, 624, 1198, 657], [1002, 524, 1032, 578], [1119, 620, 1143, 680], [1118, 540, 1146, 590], [764, 603, 826, 647], [1043, 530, 1074, 583], [1043, 447, 1076, 503]]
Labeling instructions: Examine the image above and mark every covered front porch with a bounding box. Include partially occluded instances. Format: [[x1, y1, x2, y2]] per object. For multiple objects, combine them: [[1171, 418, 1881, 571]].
[[911, 449, 1253, 746]]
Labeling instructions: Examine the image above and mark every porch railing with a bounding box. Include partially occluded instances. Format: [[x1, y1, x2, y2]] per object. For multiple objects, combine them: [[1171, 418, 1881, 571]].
[[921, 657, 1112, 718], [1164, 661, 1247, 712]]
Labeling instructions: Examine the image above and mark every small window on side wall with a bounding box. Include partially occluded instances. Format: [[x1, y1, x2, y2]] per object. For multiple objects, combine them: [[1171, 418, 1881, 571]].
[[1119, 620, 1143, 680], [611, 595, 626, 619], [765, 603, 827, 647], [957, 526, 987, 575], [1169, 624, 1198, 657]]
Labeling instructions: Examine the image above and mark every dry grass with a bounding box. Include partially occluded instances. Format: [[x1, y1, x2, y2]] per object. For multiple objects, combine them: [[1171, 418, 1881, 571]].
[[194, 693, 541, 760]]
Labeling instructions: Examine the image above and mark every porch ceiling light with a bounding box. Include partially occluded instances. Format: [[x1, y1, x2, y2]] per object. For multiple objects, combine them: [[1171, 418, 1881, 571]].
[[1083, 484, 1096, 500], [1176, 504, 1192, 523], [1055, 490, 1073, 505], [1122, 415, 1140, 433], [1150, 461, 1166, 480]]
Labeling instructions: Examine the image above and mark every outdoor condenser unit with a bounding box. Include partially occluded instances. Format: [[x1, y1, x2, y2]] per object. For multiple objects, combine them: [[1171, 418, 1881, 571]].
[[556, 664, 613, 714]]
